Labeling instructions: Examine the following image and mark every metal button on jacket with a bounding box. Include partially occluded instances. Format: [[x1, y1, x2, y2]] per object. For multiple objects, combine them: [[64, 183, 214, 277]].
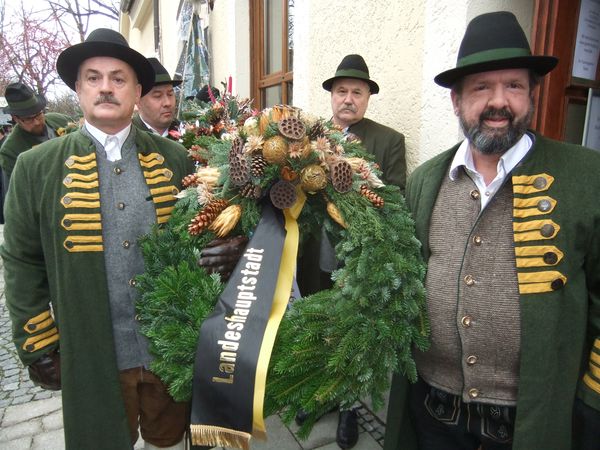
[[470, 189, 480, 200], [540, 224, 555, 238], [543, 252, 558, 265], [464, 274, 475, 286], [122, 240, 131, 249], [466, 355, 478, 366], [533, 176, 547, 190], [118, 202, 126, 210], [114, 167, 123, 175], [468, 388, 480, 399], [551, 278, 564, 290], [472, 235, 482, 246], [537, 199, 552, 212], [461, 316, 473, 327]]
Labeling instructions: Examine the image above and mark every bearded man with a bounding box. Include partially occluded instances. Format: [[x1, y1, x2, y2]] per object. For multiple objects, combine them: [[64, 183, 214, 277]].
[[384, 11, 600, 450]]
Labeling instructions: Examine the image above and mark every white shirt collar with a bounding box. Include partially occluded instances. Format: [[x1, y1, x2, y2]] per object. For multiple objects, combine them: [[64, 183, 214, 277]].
[[84, 121, 132, 149], [140, 116, 169, 137], [448, 133, 533, 209]]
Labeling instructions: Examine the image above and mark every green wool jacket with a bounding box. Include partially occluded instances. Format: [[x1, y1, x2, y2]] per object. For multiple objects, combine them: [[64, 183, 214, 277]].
[[1, 129, 194, 449], [348, 117, 406, 190], [384, 133, 600, 450], [0, 113, 71, 183]]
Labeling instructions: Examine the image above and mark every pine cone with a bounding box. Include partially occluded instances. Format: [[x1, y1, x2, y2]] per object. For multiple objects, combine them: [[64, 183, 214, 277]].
[[240, 182, 262, 199], [251, 154, 268, 177], [188, 199, 229, 235], [359, 184, 384, 208], [182, 173, 200, 188], [308, 120, 326, 140]]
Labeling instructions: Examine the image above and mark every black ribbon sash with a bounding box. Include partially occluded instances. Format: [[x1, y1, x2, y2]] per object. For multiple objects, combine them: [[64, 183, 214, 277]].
[[190, 202, 290, 449]]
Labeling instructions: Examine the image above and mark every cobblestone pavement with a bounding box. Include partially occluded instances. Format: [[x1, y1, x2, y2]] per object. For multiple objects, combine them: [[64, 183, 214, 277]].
[[0, 223, 387, 449]]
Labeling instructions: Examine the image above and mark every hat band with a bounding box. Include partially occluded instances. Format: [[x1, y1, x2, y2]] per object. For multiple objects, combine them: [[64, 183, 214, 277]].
[[155, 74, 172, 84], [8, 97, 39, 111], [333, 68, 370, 80], [457, 47, 532, 68]]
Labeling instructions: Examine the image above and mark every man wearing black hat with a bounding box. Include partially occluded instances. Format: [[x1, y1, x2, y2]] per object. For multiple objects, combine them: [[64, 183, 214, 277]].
[[384, 11, 600, 450], [1, 29, 194, 450], [323, 54, 406, 189], [133, 57, 182, 139], [0, 82, 71, 198]]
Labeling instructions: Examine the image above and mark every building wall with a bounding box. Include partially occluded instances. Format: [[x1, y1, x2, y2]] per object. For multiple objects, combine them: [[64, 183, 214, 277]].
[[121, 0, 534, 170]]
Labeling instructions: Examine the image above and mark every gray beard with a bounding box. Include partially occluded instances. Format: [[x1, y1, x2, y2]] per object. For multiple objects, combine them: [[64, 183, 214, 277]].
[[459, 105, 533, 155]]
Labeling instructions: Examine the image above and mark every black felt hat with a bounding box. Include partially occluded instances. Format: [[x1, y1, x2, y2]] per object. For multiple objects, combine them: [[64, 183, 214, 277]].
[[57, 28, 155, 95], [434, 11, 558, 88], [322, 54, 379, 94], [147, 57, 182, 88], [4, 82, 47, 117]]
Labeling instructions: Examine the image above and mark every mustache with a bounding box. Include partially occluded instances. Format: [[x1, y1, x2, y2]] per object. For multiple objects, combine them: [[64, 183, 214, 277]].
[[340, 105, 357, 113], [94, 94, 121, 106], [480, 107, 513, 122]]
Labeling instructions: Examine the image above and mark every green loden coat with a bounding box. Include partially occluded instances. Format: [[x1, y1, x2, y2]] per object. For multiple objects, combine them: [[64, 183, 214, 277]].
[[348, 117, 406, 190], [384, 133, 600, 450], [1, 129, 194, 449], [0, 112, 71, 183]]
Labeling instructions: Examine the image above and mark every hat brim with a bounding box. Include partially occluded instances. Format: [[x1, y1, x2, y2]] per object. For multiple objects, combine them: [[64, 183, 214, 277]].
[[322, 76, 380, 94], [57, 41, 155, 96], [154, 79, 183, 88], [434, 55, 558, 88], [4, 95, 47, 117]]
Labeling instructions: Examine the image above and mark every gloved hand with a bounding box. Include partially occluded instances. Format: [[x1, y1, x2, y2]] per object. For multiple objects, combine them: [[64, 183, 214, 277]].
[[28, 349, 61, 391], [198, 235, 248, 281]]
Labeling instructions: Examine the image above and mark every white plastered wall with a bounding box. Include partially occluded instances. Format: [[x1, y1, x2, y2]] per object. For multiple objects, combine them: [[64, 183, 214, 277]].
[[209, 0, 251, 98]]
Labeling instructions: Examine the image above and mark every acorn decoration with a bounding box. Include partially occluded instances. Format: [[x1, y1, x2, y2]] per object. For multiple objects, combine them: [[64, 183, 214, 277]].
[[270, 180, 298, 209], [182, 173, 200, 188], [262, 135, 288, 165], [330, 159, 354, 193], [300, 164, 327, 193]]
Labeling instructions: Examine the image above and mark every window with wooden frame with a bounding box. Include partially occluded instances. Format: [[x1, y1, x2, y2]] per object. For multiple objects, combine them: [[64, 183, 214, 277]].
[[250, 0, 294, 109], [532, 0, 600, 144]]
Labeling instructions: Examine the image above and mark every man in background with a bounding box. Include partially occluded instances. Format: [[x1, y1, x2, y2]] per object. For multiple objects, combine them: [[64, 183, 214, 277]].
[[0, 82, 70, 198], [133, 57, 181, 139]]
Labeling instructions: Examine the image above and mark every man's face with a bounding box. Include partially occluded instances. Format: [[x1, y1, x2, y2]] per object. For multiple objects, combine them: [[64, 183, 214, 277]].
[[330, 78, 371, 128], [75, 56, 141, 133], [13, 111, 46, 136], [137, 84, 176, 133], [452, 68, 534, 155]]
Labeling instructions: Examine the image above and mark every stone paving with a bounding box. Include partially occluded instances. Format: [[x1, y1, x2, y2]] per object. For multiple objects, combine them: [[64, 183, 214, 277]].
[[0, 223, 387, 449]]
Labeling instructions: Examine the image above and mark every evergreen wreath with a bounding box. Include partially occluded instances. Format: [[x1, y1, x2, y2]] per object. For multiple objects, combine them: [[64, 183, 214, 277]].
[[136, 96, 429, 437]]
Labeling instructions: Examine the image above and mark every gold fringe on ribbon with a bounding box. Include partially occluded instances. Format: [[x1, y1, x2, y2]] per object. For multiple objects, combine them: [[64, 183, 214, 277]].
[[190, 424, 251, 450]]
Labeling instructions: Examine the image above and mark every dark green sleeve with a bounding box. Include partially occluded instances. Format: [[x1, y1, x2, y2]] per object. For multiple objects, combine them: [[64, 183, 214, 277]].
[[1, 155, 58, 366]]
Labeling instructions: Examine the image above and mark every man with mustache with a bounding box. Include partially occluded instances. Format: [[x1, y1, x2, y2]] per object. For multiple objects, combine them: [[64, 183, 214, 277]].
[[1, 29, 194, 449], [384, 11, 600, 450], [133, 57, 181, 140], [294, 54, 407, 450], [0, 82, 71, 200], [324, 54, 406, 189]]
